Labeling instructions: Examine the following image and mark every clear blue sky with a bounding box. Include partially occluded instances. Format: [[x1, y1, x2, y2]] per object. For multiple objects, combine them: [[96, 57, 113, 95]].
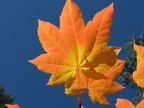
[[0, 0, 144, 108]]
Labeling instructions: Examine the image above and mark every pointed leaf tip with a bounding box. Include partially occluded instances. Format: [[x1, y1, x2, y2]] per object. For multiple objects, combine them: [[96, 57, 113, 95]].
[[111, 2, 114, 6]]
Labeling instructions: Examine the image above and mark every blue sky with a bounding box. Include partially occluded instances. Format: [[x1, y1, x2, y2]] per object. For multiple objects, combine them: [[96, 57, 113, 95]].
[[0, 0, 144, 108]]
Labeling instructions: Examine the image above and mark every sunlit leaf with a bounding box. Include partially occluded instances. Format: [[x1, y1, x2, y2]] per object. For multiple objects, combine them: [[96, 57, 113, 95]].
[[115, 99, 135, 108], [132, 44, 144, 88], [5, 104, 20, 108], [29, 0, 124, 86], [115, 98, 144, 108]]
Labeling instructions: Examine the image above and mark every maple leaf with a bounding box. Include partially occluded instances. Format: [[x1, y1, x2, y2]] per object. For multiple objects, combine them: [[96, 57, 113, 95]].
[[134, 44, 144, 65], [115, 98, 144, 108], [65, 70, 124, 104], [29, 0, 125, 86], [5, 104, 20, 108], [132, 44, 144, 88]]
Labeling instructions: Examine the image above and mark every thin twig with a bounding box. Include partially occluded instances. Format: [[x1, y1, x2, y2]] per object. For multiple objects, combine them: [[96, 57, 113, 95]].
[[78, 98, 82, 108], [82, 89, 87, 102]]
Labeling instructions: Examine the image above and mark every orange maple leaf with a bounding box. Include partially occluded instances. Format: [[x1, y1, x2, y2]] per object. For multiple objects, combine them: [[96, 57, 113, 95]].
[[132, 44, 144, 88], [65, 70, 124, 104], [5, 104, 20, 108], [29, 0, 125, 86], [115, 98, 144, 108]]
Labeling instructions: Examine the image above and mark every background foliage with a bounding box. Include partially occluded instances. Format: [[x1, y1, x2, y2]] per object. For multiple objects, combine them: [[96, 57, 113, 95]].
[[119, 31, 144, 105], [0, 85, 14, 108]]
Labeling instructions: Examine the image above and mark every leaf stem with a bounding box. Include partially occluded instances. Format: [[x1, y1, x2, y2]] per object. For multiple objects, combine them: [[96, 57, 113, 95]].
[[77, 68, 82, 108], [82, 89, 88, 102]]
